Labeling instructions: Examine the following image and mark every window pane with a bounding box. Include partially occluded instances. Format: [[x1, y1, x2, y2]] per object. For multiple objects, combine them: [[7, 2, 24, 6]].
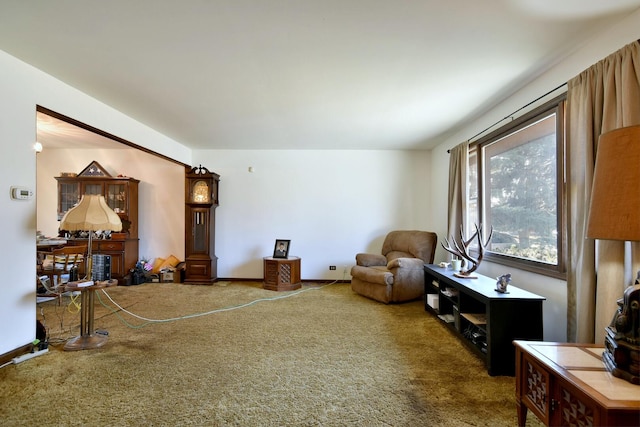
[[482, 113, 558, 265]]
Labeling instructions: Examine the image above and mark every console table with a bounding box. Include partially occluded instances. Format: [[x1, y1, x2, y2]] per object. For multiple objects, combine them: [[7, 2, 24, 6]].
[[263, 256, 301, 291], [424, 264, 545, 376], [514, 340, 640, 426]]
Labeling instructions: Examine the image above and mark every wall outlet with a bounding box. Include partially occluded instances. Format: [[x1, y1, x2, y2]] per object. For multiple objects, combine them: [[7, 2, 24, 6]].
[[329, 266, 336, 270]]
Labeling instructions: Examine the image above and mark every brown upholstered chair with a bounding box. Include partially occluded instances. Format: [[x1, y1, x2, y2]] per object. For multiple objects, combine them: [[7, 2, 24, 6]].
[[350, 230, 437, 303]]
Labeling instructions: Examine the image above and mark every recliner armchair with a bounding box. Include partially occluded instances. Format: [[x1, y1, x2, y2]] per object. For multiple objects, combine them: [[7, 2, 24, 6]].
[[350, 230, 437, 303]]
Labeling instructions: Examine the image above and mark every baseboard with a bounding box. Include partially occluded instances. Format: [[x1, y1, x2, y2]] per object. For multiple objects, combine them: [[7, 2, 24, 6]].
[[215, 278, 262, 282], [215, 278, 351, 284]]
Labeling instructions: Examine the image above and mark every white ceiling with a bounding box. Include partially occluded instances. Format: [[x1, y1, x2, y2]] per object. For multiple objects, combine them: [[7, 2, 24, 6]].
[[2, 0, 640, 151], [35, 111, 123, 151]]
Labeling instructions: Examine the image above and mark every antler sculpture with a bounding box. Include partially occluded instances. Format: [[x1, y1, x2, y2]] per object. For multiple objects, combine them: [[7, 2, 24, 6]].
[[441, 223, 493, 277]]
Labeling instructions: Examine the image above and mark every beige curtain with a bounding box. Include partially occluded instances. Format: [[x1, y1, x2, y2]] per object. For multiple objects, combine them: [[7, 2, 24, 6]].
[[447, 142, 469, 247], [566, 40, 640, 343]]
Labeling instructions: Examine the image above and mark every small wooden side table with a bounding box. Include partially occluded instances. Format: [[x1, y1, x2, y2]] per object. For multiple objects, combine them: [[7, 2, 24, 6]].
[[514, 340, 640, 426], [263, 256, 301, 291], [63, 279, 117, 351]]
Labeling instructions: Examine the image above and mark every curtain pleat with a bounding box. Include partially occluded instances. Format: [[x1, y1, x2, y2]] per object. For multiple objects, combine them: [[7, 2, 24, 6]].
[[566, 40, 640, 343], [447, 142, 468, 250]]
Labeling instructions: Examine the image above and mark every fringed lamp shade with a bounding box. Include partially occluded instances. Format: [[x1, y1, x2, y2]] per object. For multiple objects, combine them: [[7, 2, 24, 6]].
[[586, 125, 640, 241], [60, 195, 122, 232]]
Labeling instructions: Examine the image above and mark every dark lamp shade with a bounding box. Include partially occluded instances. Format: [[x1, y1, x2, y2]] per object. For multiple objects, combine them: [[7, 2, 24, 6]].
[[586, 125, 640, 241], [59, 194, 122, 232]]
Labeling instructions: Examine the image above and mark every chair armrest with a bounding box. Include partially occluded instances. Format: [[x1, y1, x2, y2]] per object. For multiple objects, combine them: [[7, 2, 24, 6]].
[[387, 257, 424, 270], [355, 253, 387, 267]]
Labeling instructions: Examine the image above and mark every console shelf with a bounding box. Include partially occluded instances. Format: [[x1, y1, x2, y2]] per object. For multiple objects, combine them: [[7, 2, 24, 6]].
[[424, 264, 545, 376]]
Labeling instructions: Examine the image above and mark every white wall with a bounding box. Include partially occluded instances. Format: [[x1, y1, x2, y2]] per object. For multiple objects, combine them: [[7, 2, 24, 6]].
[[0, 50, 190, 356], [428, 10, 640, 342], [37, 147, 431, 282], [196, 149, 432, 280], [0, 52, 40, 356], [36, 148, 186, 261]]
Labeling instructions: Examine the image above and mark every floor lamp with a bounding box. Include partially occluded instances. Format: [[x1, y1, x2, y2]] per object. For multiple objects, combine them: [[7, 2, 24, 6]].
[[59, 194, 122, 350], [586, 125, 640, 385]]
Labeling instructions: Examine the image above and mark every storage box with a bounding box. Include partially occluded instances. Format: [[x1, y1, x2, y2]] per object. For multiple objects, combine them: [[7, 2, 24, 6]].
[[160, 262, 185, 283], [161, 270, 175, 283], [174, 262, 185, 283], [426, 293, 439, 311]]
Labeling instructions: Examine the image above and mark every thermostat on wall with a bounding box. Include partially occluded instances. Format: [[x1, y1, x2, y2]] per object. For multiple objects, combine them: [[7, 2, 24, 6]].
[[10, 186, 33, 200]]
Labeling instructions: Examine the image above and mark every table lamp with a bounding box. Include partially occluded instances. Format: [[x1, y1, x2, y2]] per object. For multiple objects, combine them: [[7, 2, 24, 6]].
[[59, 194, 122, 281], [586, 125, 640, 385]]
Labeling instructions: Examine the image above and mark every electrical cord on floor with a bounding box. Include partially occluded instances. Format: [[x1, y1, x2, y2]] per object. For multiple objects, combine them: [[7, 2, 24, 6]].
[[36, 291, 81, 346], [96, 280, 340, 330], [67, 292, 81, 314]]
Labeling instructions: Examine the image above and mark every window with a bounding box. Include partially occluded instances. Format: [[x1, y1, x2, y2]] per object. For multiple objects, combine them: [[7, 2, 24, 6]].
[[470, 96, 566, 278]]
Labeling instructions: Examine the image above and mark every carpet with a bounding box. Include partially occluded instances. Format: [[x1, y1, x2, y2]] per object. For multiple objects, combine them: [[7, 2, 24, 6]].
[[0, 281, 543, 426]]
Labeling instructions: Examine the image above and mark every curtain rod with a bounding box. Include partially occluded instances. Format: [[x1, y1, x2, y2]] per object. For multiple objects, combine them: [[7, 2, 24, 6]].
[[447, 81, 567, 153]]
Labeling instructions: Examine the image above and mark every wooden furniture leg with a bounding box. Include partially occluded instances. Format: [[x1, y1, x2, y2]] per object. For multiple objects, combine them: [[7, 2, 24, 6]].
[[63, 280, 117, 351]]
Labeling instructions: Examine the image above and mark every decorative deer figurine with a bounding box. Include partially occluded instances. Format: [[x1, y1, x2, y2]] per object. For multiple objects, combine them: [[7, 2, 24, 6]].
[[441, 223, 493, 278]]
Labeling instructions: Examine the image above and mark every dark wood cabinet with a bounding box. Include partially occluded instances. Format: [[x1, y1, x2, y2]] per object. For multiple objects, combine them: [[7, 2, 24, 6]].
[[263, 257, 301, 291], [83, 238, 138, 279], [184, 165, 219, 284], [56, 161, 139, 279], [424, 264, 545, 376]]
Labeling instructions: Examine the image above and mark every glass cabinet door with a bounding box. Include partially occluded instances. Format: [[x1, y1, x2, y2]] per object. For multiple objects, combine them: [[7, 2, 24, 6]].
[[82, 182, 103, 196], [106, 183, 127, 214], [58, 182, 80, 220], [190, 208, 210, 254]]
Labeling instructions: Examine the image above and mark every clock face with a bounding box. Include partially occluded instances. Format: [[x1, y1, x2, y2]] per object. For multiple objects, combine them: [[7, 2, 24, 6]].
[[192, 180, 210, 203]]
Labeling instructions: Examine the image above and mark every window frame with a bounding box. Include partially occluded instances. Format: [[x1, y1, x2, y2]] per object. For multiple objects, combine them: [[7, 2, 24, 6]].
[[471, 94, 567, 279]]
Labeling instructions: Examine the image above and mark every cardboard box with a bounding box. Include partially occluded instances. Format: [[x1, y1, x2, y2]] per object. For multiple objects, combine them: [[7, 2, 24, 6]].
[[174, 262, 185, 283], [161, 270, 174, 283], [160, 262, 185, 283]]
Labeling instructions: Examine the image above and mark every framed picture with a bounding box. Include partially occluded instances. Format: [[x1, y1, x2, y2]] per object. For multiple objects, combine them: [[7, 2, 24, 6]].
[[273, 239, 290, 258]]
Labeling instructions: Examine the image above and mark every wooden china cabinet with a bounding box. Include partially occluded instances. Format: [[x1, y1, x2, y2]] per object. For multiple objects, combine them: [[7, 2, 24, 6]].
[[184, 165, 220, 284], [56, 161, 139, 279]]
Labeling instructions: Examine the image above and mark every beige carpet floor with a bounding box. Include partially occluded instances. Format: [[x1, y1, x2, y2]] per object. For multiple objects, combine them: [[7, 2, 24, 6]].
[[1, 281, 543, 426]]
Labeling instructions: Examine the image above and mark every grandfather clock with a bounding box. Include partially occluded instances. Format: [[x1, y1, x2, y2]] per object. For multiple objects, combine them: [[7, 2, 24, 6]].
[[185, 165, 220, 284]]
